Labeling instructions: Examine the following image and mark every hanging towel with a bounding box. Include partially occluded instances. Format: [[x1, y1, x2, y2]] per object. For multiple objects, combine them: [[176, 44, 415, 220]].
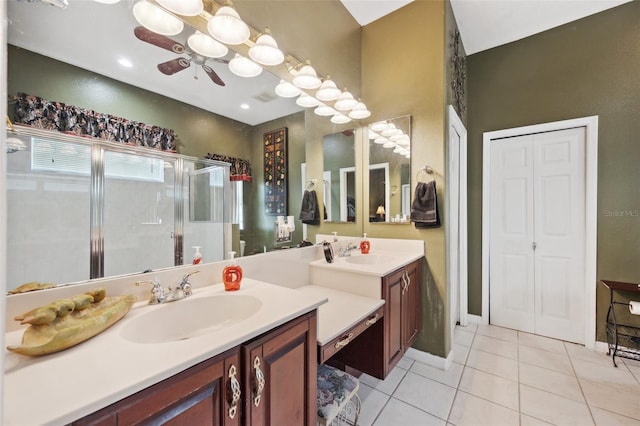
[[411, 181, 441, 228], [299, 189, 321, 225]]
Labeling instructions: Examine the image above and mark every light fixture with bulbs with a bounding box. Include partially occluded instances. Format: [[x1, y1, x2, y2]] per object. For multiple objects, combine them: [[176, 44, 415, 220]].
[[314, 103, 336, 117], [187, 31, 228, 58], [156, 0, 203, 16], [292, 61, 322, 90], [249, 28, 285, 66], [228, 54, 263, 78], [132, 0, 184, 36], [330, 113, 351, 124], [334, 89, 358, 111], [296, 93, 320, 108], [207, 1, 250, 45], [348, 101, 371, 119], [275, 80, 301, 98], [315, 76, 341, 102]]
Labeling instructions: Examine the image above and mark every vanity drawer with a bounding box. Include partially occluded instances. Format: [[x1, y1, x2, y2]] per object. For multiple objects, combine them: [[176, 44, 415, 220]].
[[318, 306, 384, 364]]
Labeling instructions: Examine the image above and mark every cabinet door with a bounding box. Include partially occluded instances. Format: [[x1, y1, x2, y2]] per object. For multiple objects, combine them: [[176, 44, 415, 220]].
[[73, 347, 241, 426], [242, 311, 317, 426], [383, 268, 404, 375], [402, 260, 422, 350]]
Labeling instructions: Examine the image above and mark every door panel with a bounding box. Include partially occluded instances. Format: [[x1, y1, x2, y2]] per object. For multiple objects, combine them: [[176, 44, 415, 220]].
[[489, 136, 535, 332], [533, 128, 585, 343]]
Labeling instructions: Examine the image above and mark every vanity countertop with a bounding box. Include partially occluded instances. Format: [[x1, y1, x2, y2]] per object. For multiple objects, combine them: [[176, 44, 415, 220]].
[[309, 249, 423, 276], [296, 285, 384, 345], [3, 279, 327, 426]]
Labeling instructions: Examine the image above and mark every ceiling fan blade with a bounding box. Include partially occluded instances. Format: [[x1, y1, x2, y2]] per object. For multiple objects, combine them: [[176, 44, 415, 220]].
[[202, 64, 225, 86], [158, 58, 190, 75], [134, 26, 184, 54]]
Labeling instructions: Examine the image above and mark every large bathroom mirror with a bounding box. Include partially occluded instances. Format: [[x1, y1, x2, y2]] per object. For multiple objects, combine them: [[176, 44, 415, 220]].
[[368, 115, 411, 223], [322, 129, 356, 223]]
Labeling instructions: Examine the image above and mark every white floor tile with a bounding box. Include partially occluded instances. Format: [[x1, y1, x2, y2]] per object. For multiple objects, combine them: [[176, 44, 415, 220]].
[[410, 360, 464, 388], [476, 324, 519, 343], [518, 332, 566, 354], [396, 355, 414, 370], [453, 343, 471, 365], [590, 406, 640, 426], [519, 362, 585, 402], [572, 358, 639, 387], [579, 378, 640, 421], [359, 365, 408, 396], [448, 390, 519, 426], [456, 322, 477, 332], [454, 328, 475, 347], [352, 383, 390, 426], [458, 367, 519, 410], [392, 372, 456, 420], [519, 344, 574, 376], [520, 414, 554, 425], [466, 348, 519, 382], [520, 384, 594, 425], [564, 342, 613, 367], [472, 334, 519, 359], [372, 397, 446, 426]]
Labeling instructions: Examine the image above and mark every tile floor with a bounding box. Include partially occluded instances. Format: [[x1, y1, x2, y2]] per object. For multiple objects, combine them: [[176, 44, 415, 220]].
[[352, 323, 640, 425]]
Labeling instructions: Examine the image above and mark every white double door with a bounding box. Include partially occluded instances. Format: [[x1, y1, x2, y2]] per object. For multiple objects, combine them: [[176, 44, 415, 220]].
[[489, 127, 586, 344]]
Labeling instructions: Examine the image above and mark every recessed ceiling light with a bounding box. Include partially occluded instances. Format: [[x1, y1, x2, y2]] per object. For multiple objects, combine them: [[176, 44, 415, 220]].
[[240, 103, 250, 110], [118, 58, 133, 68]]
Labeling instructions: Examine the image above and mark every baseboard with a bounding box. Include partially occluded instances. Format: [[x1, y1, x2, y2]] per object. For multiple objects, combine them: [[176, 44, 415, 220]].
[[594, 341, 609, 353], [405, 347, 453, 371]]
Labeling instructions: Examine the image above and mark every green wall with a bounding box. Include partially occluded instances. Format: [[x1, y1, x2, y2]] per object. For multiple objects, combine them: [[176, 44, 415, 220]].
[[466, 2, 640, 341]]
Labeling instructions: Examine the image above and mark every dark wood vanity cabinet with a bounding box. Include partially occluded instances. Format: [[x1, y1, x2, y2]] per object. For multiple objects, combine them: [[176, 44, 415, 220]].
[[73, 311, 317, 426], [327, 258, 423, 379], [383, 259, 422, 376]]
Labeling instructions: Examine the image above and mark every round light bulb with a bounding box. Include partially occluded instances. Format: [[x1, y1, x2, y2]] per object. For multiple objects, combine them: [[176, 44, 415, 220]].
[[133, 0, 184, 36], [249, 29, 284, 66], [187, 31, 228, 58], [207, 5, 250, 45], [228, 54, 262, 78], [156, 0, 203, 16]]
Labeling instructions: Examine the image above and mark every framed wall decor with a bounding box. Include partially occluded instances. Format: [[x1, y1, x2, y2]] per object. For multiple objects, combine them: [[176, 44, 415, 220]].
[[264, 127, 288, 215]]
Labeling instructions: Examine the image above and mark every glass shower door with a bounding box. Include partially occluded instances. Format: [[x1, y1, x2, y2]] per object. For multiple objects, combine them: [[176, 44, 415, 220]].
[[103, 150, 175, 277]]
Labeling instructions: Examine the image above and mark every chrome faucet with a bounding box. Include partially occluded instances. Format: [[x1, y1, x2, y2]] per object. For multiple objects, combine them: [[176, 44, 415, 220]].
[[136, 271, 200, 305], [336, 241, 360, 257]]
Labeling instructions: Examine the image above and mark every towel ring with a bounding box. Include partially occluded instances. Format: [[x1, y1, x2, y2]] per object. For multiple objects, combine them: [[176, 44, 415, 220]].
[[416, 166, 435, 183]]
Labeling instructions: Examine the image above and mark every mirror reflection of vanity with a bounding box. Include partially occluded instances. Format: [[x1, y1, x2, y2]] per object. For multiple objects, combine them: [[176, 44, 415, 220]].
[[322, 129, 356, 223], [368, 115, 411, 224]]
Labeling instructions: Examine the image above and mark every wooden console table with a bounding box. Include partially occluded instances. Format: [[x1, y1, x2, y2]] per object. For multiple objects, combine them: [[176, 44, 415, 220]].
[[601, 280, 640, 367]]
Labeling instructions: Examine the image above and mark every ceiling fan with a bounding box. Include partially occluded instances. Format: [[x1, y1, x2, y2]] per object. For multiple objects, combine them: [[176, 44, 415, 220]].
[[133, 26, 227, 87]]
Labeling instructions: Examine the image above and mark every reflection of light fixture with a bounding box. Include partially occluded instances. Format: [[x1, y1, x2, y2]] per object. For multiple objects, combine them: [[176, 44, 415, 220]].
[[292, 61, 322, 89], [314, 103, 336, 116], [315, 76, 341, 101], [93, 0, 120, 3], [133, 0, 184, 35], [207, 1, 250, 45], [390, 133, 409, 142], [156, 0, 203, 16], [296, 93, 320, 108], [383, 141, 396, 148], [334, 89, 358, 111], [275, 79, 301, 98], [370, 121, 389, 132], [348, 101, 371, 119], [374, 138, 388, 144], [187, 31, 228, 58], [249, 28, 284, 66], [331, 113, 351, 124], [376, 205, 386, 218], [6, 137, 27, 154], [228, 54, 262, 78]]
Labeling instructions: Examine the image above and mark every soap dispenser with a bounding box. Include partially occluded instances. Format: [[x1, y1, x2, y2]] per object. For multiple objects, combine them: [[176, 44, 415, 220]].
[[222, 251, 243, 291], [360, 233, 370, 254], [192, 246, 203, 265]]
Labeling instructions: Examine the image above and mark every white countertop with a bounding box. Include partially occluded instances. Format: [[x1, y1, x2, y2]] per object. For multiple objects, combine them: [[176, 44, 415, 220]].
[[309, 249, 424, 277], [3, 279, 326, 426], [296, 285, 385, 345]]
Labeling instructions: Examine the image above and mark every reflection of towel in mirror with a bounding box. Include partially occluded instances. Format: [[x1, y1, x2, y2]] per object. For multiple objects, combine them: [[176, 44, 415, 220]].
[[300, 189, 321, 225], [410, 181, 440, 228]]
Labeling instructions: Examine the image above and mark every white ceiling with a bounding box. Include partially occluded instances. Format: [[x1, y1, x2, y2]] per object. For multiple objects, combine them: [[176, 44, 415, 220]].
[[7, 0, 633, 127]]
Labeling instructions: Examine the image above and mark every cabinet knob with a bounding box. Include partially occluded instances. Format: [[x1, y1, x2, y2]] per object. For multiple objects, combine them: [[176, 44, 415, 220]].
[[227, 364, 241, 419], [253, 356, 266, 407]]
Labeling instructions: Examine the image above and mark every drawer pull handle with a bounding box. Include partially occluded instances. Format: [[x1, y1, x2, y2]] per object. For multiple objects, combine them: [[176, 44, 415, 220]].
[[253, 356, 266, 407], [227, 364, 241, 419], [365, 314, 379, 326], [334, 333, 354, 349]]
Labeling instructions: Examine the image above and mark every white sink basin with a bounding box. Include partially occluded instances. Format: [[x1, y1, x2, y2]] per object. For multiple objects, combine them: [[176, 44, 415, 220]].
[[120, 295, 262, 344], [344, 254, 394, 265]]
